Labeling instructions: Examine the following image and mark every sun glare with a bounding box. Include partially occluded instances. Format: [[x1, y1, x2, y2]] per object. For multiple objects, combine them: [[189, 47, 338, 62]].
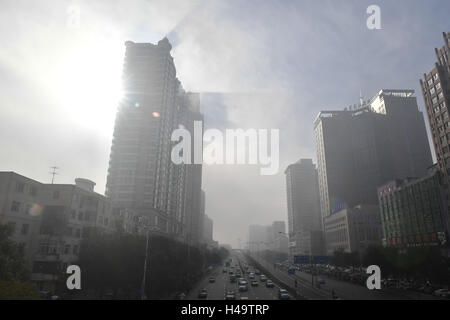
[[53, 39, 125, 136]]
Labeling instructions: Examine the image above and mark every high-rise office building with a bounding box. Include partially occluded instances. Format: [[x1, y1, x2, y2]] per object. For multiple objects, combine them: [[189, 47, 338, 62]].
[[248, 225, 267, 252], [420, 32, 450, 194], [266, 221, 289, 253], [378, 165, 448, 249], [314, 90, 432, 221], [285, 159, 323, 256], [203, 214, 214, 247], [106, 38, 203, 244]]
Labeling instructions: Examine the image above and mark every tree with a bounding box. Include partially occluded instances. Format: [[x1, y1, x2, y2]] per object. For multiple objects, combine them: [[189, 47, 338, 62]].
[[331, 249, 359, 267], [77, 232, 230, 299], [362, 245, 396, 276], [0, 223, 41, 299]]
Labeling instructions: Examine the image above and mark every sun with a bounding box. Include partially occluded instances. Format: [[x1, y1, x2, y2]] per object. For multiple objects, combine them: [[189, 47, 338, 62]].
[[53, 38, 125, 136]]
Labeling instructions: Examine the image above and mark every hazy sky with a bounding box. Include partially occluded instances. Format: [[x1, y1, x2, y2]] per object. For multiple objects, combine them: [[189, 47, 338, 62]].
[[0, 0, 449, 248]]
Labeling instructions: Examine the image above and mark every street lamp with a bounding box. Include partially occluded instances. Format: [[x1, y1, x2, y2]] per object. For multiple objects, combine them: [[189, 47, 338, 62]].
[[279, 231, 299, 262], [140, 223, 159, 300]]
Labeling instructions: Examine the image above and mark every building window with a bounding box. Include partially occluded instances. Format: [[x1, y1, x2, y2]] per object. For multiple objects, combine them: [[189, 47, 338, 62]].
[[432, 97, 438, 105], [53, 191, 60, 199], [436, 82, 441, 90], [15, 182, 25, 193], [11, 201, 20, 212], [433, 73, 439, 81], [64, 244, 71, 255], [428, 79, 433, 86], [30, 186, 37, 197], [444, 111, 449, 119], [78, 211, 83, 220], [445, 158, 450, 166], [21, 224, 29, 235], [75, 229, 81, 238], [434, 106, 440, 113], [39, 242, 49, 254], [438, 92, 444, 100], [7, 222, 16, 232], [430, 87, 436, 95], [73, 245, 79, 255]]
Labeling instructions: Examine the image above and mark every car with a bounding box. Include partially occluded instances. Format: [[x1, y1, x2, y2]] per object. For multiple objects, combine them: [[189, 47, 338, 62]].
[[225, 291, 235, 300], [251, 280, 259, 287], [239, 285, 248, 292], [230, 275, 237, 283], [175, 292, 186, 300], [317, 277, 326, 285], [209, 277, 216, 283], [266, 280, 274, 288], [260, 275, 267, 282], [239, 280, 248, 286], [278, 289, 290, 300], [418, 285, 436, 294], [434, 288, 450, 298], [240, 296, 249, 300], [255, 269, 261, 275], [198, 289, 208, 299], [249, 273, 255, 279], [223, 268, 227, 273]]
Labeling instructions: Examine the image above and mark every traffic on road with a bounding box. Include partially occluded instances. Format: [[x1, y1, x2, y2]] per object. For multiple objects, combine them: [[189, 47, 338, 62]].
[[186, 251, 293, 300]]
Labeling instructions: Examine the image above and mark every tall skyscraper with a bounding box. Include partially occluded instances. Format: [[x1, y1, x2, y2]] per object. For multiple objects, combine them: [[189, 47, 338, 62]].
[[420, 32, 450, 188], [314, 90, 432, 221], [248, 225, 267, 252], [266, 221, 289, 253], [106, 38, 203, 244], [203, 214, 213, 244], [285, 159, 323, 256]]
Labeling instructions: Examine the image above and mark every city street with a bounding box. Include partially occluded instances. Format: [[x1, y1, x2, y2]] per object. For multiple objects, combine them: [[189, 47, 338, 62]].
[[186, 251, 289, 300]]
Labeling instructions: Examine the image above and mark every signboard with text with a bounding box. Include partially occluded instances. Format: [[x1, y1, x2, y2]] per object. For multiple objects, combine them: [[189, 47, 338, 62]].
[[294, 255, 310, 264], [312, 256, 330, 265]]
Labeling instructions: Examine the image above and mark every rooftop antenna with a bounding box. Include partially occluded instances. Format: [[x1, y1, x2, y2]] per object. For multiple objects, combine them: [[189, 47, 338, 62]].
[[49, 166, 59, 184]]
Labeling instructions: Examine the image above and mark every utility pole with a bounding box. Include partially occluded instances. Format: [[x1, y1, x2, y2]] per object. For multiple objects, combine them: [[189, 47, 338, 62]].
[[49, 166, 59, 184]]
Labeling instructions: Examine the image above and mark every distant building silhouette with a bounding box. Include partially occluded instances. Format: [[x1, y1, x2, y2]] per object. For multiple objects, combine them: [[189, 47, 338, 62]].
[[285, 159, 323, 257]]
